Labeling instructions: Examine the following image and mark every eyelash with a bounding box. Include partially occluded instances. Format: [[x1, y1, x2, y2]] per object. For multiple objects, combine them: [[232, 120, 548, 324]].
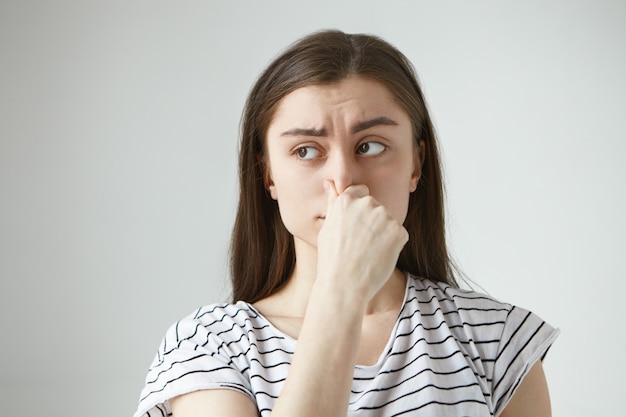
[[293, 141, 387, 160], [357, 141, 386, 156], [295, 146, 319, 160]]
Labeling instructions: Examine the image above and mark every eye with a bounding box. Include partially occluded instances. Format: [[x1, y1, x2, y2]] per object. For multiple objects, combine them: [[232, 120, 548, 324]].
[[295, 146, 320, 160], [357, 141, 386, 156]]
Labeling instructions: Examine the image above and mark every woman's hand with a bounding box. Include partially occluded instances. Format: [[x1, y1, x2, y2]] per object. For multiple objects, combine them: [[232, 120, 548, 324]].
[[316, 180, 409, 302]]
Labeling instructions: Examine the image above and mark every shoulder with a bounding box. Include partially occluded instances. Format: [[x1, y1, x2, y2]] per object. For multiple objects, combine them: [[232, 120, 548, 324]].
[[187, 301, 263, 329], [181, 302, 264, 334], [403, 276, 513, 350], [160, 303, 256, 344], [407, 276, 559, 415], [407, 275, 513, 319], [135, 302, 268, 417], [406, 275, 558, 363]]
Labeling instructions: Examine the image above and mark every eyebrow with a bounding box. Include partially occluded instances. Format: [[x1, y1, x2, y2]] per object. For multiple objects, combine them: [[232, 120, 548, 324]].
[[352, 116, 398, 133], [280, 116, 399, 137], [280, 127, 328, 137]]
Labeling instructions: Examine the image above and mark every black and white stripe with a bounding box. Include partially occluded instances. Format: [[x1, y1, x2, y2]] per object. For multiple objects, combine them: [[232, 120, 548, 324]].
[[135, 276, 558, 417]]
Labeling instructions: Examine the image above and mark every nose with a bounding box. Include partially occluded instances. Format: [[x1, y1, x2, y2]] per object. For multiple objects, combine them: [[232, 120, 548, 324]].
[[326, 150, 359, 194]]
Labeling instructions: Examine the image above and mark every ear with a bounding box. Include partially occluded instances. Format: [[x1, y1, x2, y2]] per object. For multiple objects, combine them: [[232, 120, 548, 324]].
[[267, 177, 277, 200], [260, 155, 278, 200], [409, 140, 426, 192]]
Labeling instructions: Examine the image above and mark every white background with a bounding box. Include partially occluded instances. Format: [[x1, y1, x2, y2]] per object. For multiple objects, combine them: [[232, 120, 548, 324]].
[[1, 1, 624, 416]]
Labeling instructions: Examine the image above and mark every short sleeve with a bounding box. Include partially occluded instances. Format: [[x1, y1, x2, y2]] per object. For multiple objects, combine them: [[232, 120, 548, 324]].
[[134, 310, 255, 417], [491, 306, 559, 416]]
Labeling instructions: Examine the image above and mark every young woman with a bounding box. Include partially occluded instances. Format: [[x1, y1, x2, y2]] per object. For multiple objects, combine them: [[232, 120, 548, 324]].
[[135, 30, 558, 417]]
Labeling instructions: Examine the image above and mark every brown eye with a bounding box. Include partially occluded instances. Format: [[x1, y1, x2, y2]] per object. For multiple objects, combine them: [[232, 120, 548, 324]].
[[295, 146, 320, 160], [357, 142, 385, 156]]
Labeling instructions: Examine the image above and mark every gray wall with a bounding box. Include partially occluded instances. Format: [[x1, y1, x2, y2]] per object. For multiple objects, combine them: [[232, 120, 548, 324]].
[[1, 1, 624, 416]]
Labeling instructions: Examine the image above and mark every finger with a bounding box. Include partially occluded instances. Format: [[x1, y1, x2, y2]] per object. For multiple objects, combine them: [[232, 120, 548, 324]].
[[324, 180, 339, 213], [342, 184, 370, 199]]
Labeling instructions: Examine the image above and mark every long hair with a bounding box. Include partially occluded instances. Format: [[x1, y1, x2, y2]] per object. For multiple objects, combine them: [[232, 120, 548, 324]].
[[231, 30, 458, 303]]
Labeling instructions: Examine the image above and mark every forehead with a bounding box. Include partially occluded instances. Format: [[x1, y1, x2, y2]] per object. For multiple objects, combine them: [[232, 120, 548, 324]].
[[268, 75, 409, 129]]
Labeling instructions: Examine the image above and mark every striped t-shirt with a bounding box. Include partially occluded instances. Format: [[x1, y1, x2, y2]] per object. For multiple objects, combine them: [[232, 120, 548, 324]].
[[135, 276, 558, 417]]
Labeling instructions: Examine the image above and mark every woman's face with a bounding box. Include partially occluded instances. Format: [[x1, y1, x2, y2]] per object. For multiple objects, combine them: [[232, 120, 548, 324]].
[[264, 75, 423, 250]]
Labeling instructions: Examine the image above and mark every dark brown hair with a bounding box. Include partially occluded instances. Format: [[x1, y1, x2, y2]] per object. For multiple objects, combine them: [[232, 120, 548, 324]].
[[230, 30, 458, 303]]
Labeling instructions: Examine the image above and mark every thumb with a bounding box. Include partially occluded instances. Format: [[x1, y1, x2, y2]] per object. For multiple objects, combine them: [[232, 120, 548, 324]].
[[324, 180, 339, 215]]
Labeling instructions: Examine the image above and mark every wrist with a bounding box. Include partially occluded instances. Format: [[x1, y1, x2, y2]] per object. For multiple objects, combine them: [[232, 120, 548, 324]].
[[308, 273, 369, 323]]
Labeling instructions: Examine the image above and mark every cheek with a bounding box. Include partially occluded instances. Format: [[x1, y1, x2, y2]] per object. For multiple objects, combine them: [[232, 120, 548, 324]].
[[368, 170, 414, 223], [380, 187, 412, 223], [271, 171, 323, 221]]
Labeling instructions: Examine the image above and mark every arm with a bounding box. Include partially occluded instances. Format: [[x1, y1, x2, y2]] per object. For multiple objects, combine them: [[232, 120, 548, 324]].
[[169, 286, 367, 417], [170, 183, 406, 417], [170, 284, 370, 417], [499, 361, 552, 417], [270, 182, 408, 416], [170, 390, 258, 417]]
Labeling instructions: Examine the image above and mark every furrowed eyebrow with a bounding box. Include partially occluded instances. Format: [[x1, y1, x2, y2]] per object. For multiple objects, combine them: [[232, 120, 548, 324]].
[[280, 127, 328, 137], [352, 116, 398, 133], [279, 116, 398, 137]]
